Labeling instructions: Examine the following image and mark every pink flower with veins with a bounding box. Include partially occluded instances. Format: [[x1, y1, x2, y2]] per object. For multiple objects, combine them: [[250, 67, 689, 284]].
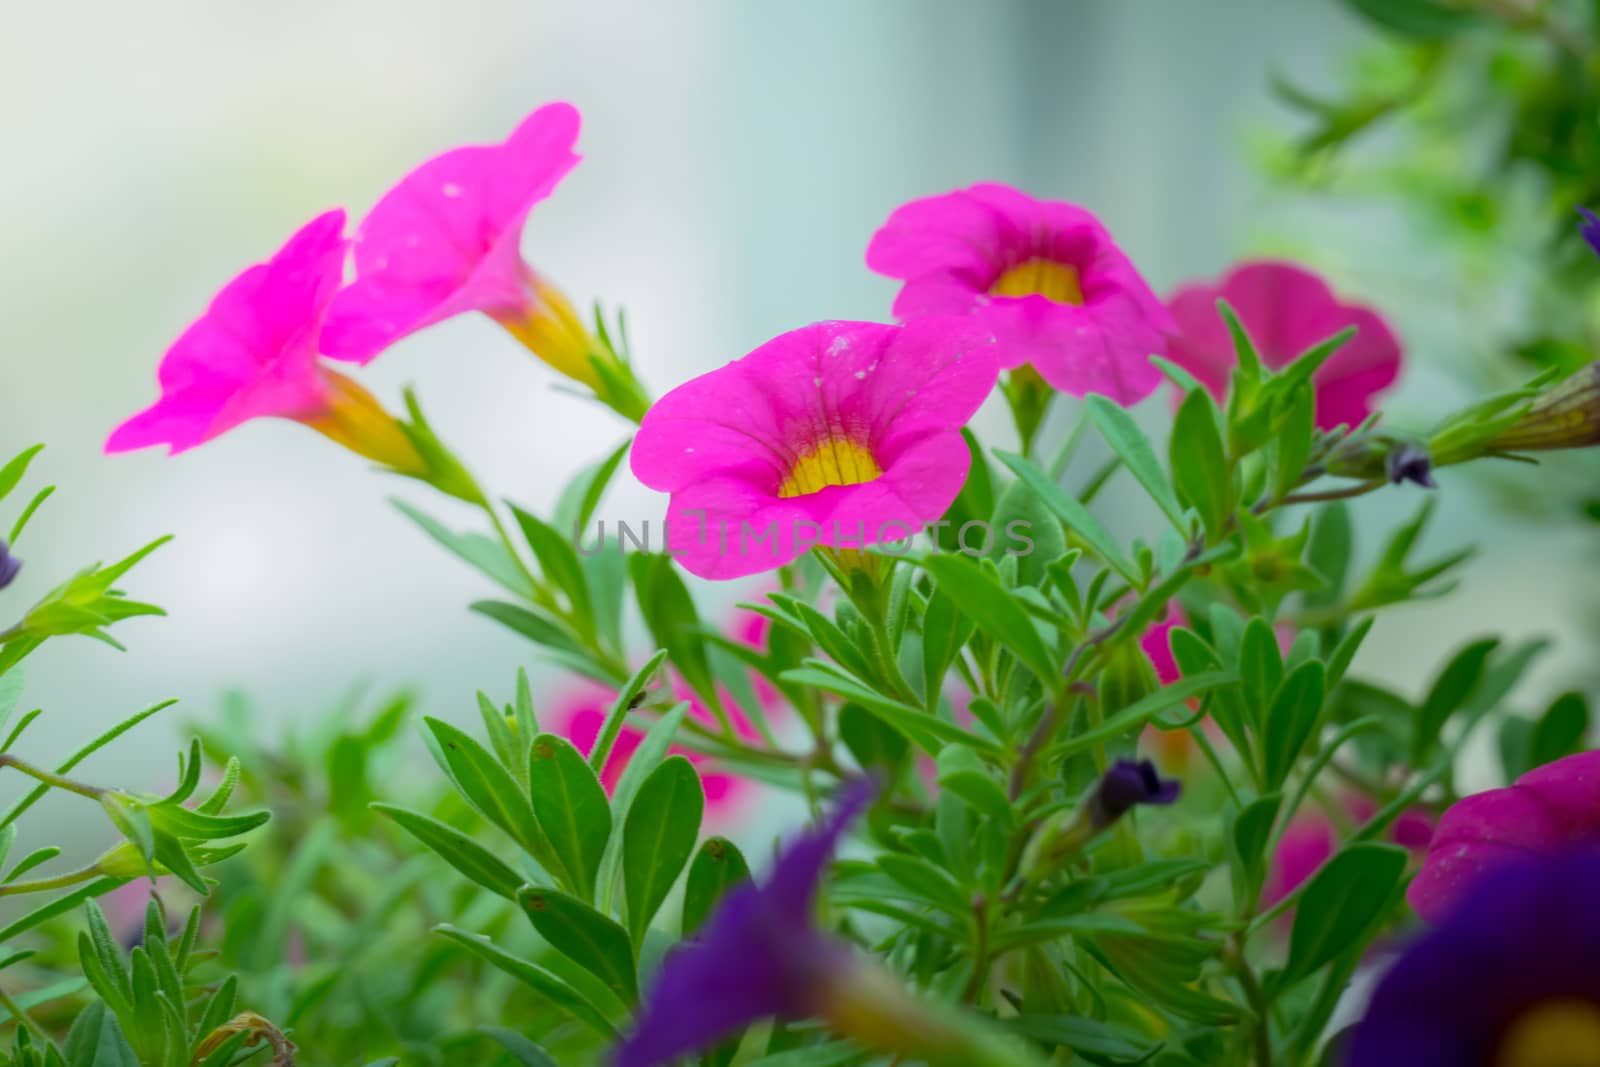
[[321, 103, 599, 386], [1409, 750, 1600, 922], [631, 319, 998, 580], [106, 210, 421, 472], [866, 183, 1172, 404], [1164, 260, 1402, 431]]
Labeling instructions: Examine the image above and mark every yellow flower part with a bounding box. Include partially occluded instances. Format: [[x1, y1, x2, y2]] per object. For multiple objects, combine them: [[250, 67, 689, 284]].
[[306, 371, 426, 475], [990, 257, 1084, 305], [497, 277, 604, 389], [779, 438, 883, 498], [1498, 999, 1600, 1067]]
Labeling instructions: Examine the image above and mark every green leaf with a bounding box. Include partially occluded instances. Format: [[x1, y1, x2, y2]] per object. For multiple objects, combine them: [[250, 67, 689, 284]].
[[372, 804, 524, 900], [682, 837, 751, 935], [1169, 388, 1232, 542], [517, 887, 638, 1004], [597, 701, 689, 913], [528, 734, 612, 901], [0, 446, 44, 506], [1239, 617, 1284, 729], [838, 703, 910, 777], [623, 756, 704, 943], [997, 450, 1140, 586], [1342, 0, 1481, 39], [990, 481, 1069, 588], [1230, 794, 1282, 904], [1530, 692, 1590, 770], [1305, 502, 1352, 611], [781, 665, 986, 755], [922, 553, 1057, 684], [1055, 673, 1236, 759], [434, 924, 617, 1035], [423, 717, 562, 880], [512, 505, 594, 637], [0, 699, 176, 832], [1282, 843, 1406, 987], [62, 1001, 138, 1067], [471, 600, 587, 660], [1271, 384, 1316, 501], [935, 745, 1012, 825], [877, 854, 971, 916], [589, 650, 670, 774], [481, 1027, 561, 1067], [630, 554, 719, 709], [1411, 638, 1498, 765], [392, 499, 534, 600], [1002, 1014, 1160, 1063], [553, 438, 631, 537], [1262, 661, 1326, 788], [1087, 396, 1186, 530]]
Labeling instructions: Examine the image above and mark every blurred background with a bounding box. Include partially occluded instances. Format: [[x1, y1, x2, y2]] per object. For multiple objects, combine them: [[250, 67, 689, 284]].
[[1, 0, 1591, 795]]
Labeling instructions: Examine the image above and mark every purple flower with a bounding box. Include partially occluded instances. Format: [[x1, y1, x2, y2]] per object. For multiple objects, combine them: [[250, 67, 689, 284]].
[[1088, 759, 1180, 830], [1385, 443, 1436, 489], [614, 781, 874, 1066], [1348, 848, 1600, 1066], [0, 540, 18, 591], [1580, 207, 1600, 260]]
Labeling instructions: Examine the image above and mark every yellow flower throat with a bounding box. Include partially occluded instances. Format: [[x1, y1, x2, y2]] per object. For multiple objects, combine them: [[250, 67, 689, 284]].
[[779, 438, 882, 498], [990, 257, 1084, 305]]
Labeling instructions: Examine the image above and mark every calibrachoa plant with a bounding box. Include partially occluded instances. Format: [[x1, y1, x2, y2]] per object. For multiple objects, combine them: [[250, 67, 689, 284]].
[[9, 15, 1600, 1062]]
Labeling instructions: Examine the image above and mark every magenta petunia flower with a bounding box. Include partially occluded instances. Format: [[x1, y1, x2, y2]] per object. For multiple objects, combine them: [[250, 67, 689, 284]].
[[865, 183, 1171, 404], [320, 103, 605, 390], [630, 319, 999, 580], [1164, 260, 1402, 431], [106, 210, 421, 471], [1409, 750, 1600, 922]]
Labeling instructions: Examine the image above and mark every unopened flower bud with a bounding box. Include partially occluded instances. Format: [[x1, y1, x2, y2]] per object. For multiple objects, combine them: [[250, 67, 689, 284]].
[[1487, 363, 1600, 454], [1087, 759, 1182, 831], [1385, 443, 1436, 489], [0, 540, 18, 591]]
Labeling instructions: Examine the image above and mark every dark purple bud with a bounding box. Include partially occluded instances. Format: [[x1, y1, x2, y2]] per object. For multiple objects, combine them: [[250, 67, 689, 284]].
[[1088, 759, 1180, 830], [1580, 206, 1600, 261], [0, 540, 19, 592], [1385, 443, 1436, 489]]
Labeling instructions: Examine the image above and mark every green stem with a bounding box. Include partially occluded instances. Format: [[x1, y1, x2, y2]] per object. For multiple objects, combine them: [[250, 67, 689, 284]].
[[0, 864, 102, 897], [0, 983, 44, 1041], [0, 754, 105, 799]]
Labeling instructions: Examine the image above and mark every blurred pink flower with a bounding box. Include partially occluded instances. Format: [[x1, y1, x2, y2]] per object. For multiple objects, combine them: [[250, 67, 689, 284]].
[[631, 319, 997, 579], [866, 183, 1171, 404], [321, 103, 597, 385], [1266, 795, 1434, 912], [1409, 750, 1600, 922], [1164, 260, 1402, 431], [106, 211, 419, 471]]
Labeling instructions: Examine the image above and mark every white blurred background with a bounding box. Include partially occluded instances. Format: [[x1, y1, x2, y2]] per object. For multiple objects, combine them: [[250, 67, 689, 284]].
[[1, 0, 1589, 793]]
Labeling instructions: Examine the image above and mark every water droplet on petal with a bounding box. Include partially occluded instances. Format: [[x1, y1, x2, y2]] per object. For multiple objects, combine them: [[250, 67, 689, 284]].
[[442, 183, 463, 198]]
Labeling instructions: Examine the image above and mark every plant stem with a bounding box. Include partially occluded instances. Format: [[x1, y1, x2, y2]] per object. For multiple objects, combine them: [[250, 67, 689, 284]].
[[0, 863, 102, 897], [0, 754, 105, 799], [1229, 938, 1275, 1067]]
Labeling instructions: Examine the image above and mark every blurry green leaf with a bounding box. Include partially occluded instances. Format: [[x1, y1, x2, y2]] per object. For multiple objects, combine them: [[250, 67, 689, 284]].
[[373, 803, 525, 899], [623, 756, 704, 944], [838, 703, 910, 778], [482, 1027, 561, 1067], [62, 1001, 138, 1067], [1342, 0, 1481, 39], [0, 446, 44, 506], [1271, 385, 1316, 500], [1263, 661, 1326, 788], [682, 836, 751, 935], [1055, 673, 1236, 759], [1282, 844, 1405, 987], [435, 924, 617, 1035], [630, 554, 719, 710], [1230, 794, 1282, 905], [392, 499, 535, 600], [1239, 618, 1284, 729], [529, 733, 612, 901], [1170, 389, 1232, 542], [936, 745, 1012, 825], [990, 480, 1068, 588], [923, 553, 1057, 684], [1002, 1014, 1160, 1063], [597, 701, 689, 912], [998, 450, 1140, 585], [588, 650, 669, 775], [920, 589, 973, 712], [1412, 638, 1498, 765], [1530, 692, 1590, 771], [513, 505, 594, 638], [471, 600, 587, 660], [553, 438, 631, 538], [517, 887, 638, 1004], [1305, 502, 1353, 610], [1087, 396, 1186, 530], [877, 854, 971, 916], [781, 665, 982, 755]]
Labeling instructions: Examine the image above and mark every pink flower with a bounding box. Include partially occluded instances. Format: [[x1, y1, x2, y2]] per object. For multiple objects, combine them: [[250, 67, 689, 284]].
[[320, 104, 613, 392], [865, 183, 1171, 404], [631, 319, 998, 580], [1164, 260, 1402, 431], [1409, 750, 1600, 922], [106, 210, 421, 471]]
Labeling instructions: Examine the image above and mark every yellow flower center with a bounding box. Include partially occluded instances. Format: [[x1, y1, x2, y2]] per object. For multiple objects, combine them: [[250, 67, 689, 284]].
[[779, 437, 882, 498], [306, 370, 427, 476], [1499, 999, 1600, 1067], [496, 277, 604, 389], [990, 257, 1083, 305]]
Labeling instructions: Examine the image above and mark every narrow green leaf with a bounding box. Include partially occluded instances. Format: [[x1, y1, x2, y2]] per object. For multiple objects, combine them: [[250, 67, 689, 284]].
[[423, 717, 562, 881], [372, 804, 524, 899], [0, 445, 44, 505], [682, 837, 751, 935], [528, 734, 612, 901], [997, 450, 1140, 585], [596, 701, 689, 913], [1169, 388, 1232, 542], [392, 499, 534, 600], [1282, 844, 1406, 986], [922, 553, 1057, 684], [435, 923, 617, 1035], [1263, 661, 1326, 788], [622, 756, 704, 944], [482, 1027, 561, 1067], [1087, 396, 1186, 529], [517, 887, 639, 1004], [512, 505, 594, 636]]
